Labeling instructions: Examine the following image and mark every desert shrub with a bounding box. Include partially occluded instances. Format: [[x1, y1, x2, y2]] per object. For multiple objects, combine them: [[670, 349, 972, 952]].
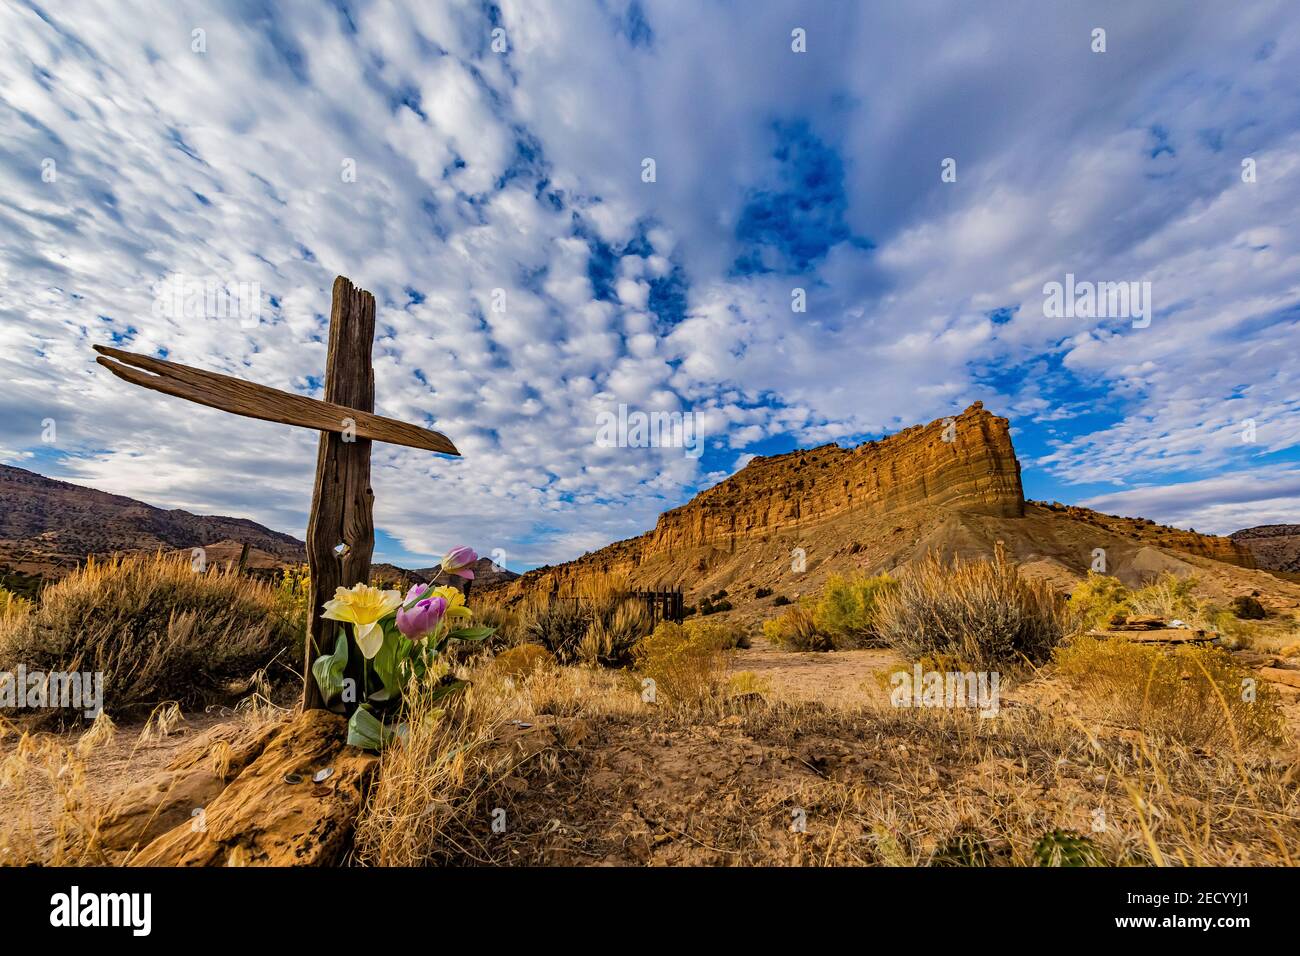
[[755, 586, 773, 599], [0, 554, 302, 717], [1066, 572, 1133, 632], [726, 670, 771, 697], [579, 599, 651, 667], [521, 598, 592, 664], [491, 644, 556, 680], [471, 601, 524, 650], [812, 572, 898, 648], [701, 599, 732, 615], [772, 595, 791, 606], [683, 617, 746, 649], [1055, 636, 1285, 749], [1231, 595, 1266, 620], [875, 547, 1066, 667], [633, 621, 732, 704], [762, 604, 833, 651], [1127, 573, 1205, 624]]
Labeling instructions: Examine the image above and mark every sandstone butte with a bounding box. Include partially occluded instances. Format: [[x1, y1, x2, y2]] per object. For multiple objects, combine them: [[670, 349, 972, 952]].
[[492, 402, 1265, 611]]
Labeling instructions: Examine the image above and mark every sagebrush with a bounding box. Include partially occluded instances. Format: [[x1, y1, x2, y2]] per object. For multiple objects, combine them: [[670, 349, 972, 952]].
[[875, 547, 1066, 667]]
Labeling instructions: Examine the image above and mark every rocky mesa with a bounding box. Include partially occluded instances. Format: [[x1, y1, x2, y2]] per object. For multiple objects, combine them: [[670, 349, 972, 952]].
[[496, 402, 1262, 609]]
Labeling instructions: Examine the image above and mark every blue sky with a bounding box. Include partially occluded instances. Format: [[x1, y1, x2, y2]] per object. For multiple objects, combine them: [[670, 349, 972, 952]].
[[1, 1, 1298, 571]]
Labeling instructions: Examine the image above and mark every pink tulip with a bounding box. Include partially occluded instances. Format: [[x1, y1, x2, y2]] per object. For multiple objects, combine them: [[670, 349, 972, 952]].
[[396, 596, 447, 642], [441, 546, 478, 580]]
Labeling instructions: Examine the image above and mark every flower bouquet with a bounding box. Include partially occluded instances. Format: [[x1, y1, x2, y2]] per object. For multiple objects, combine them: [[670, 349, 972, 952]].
[[310, 546, 494, 750]]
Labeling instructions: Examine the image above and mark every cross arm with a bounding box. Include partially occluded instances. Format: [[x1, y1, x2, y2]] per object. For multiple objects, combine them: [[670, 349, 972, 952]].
[[93, 344, 459, 456]]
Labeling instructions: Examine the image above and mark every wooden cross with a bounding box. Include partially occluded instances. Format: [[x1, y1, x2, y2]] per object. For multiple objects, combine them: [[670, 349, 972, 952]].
[[92, 276, 460, 710]]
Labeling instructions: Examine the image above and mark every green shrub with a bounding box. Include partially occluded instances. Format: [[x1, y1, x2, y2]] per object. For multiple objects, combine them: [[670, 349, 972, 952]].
[[811, 573, 898, 648], [755, 587, 772, 599], [1231, 595, 1266, 620], [701, 599, 732, 615], [772, 595, 791, 607], [1066, 572, 1133, 632], [875, 547, 1066, 667]]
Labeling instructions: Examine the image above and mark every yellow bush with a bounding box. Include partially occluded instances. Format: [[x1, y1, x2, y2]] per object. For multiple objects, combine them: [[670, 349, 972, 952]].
[[727, 670, 771, 697], [762, 604, 832, 651], [1067, 572, 1133, 632], [683, 617, 745, 648], [491, 644, 556, 679], [0, 587, 32, 620], [633, 621, 731, 704], [812, 573, 897, 648], [1055, 636, 1285, 749]]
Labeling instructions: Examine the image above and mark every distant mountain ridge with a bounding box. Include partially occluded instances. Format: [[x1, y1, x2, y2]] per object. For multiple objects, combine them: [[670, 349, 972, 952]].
[[0, 463, 520, 589], [0, 463, 305, 574]]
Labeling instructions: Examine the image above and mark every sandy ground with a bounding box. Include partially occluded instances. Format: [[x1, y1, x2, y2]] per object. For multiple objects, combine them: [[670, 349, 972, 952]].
[[731, 637, 899, 703]]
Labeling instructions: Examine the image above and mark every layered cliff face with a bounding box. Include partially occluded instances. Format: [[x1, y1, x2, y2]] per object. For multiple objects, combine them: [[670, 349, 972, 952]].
[[1033, 502, 1255, 569], [495, 402, 1268, 609], [504, 402, 1025, 596], [1231, 525, 1300, 572], [642, 401, 1023, 556]]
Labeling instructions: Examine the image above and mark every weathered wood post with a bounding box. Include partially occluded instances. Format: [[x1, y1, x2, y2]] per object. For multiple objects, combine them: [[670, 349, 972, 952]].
[[303, 278, 376, 710], [91, 274, 459, 714]]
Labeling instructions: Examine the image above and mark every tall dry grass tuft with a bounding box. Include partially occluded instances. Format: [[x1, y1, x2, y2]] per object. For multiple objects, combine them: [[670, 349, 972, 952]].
[[0, 553, 302, 719], [0, 722, 107, 866], [353, 674, 513, 866], [876, 545, 1066, 667], [580, 599, 651, 667]]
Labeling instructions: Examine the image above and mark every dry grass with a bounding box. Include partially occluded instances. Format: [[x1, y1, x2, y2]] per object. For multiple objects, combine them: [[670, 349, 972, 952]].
[[0, 719, 109, 865], [353, 658, 1299, 866], [0, 553, 302, 719], [1055, 636, 1287, 750]]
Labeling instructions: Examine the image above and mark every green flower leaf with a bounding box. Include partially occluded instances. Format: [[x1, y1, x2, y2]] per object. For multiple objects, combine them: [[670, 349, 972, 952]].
[[369, 622, 410, 702], [446, 625, 496, 643], [311, 632, 349, 711], [346, 703, 393, 751], [427, 677, 469, 704]]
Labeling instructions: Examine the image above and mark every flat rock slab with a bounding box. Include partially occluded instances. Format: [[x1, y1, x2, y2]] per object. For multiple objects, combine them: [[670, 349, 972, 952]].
[[1260, 667, 1300, 690], [1087, 628, 1215, 644], [129, 708, 377, 866]]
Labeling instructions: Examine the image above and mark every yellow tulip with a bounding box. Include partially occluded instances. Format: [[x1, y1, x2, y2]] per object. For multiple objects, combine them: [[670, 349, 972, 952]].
[[430, 585, 473, 621], [321, 583, 403, 659]]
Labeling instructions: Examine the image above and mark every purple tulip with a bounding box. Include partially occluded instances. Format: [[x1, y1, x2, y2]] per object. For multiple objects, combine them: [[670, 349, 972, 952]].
[[396, 595, 447, 642], [404, 582, 430, 606], [441, 546, 478, 580]]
